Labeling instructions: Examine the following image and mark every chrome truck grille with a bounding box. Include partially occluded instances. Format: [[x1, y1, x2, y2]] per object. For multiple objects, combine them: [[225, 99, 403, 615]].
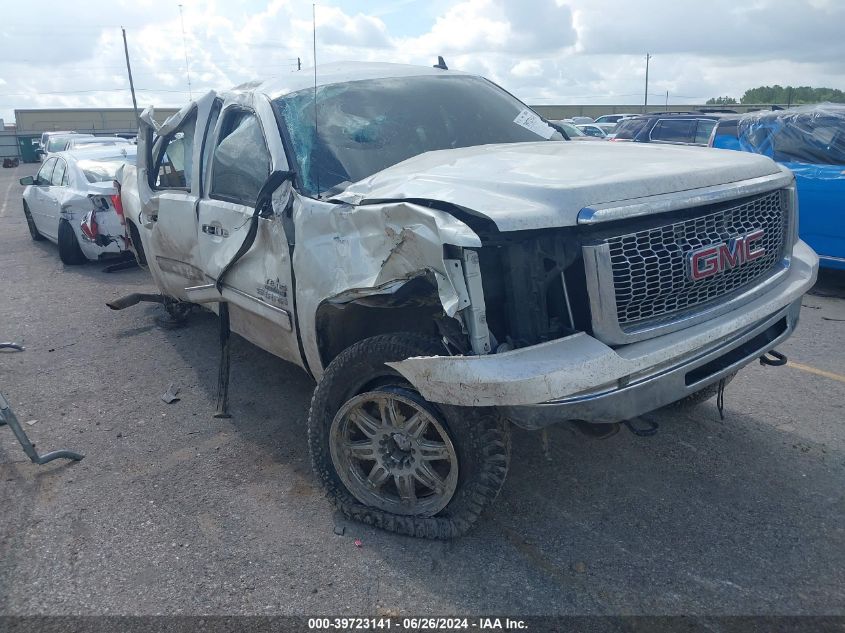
[[582, 189, 792, 345]]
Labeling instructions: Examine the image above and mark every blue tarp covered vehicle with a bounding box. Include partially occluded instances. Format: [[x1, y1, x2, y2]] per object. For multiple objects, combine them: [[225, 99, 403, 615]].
[[711, 104, 845, 270]]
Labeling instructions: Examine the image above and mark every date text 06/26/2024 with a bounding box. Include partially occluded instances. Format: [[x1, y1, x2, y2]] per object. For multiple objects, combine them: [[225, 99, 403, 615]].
[[307, 617, 528, 630]]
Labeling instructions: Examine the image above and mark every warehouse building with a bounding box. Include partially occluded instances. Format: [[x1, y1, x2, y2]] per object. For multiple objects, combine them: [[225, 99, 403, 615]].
[[2, 107, 179, 162], [13, 107, 179, 134]]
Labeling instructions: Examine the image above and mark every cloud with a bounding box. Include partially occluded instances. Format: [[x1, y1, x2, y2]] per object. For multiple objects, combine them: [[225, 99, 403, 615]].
[[511, 60, 544, 78], [501, 0, 576, 53], [0, 0, 843, 124], [317, 7, 391, 48], [575, 0, 845, 63], [392, 0, 575, 56]]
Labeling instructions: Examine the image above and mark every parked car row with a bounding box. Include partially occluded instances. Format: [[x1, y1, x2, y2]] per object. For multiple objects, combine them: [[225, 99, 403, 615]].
[[37, 132, 134, 162], [611, 111, 724, 146], [555, 106, 844, 268]]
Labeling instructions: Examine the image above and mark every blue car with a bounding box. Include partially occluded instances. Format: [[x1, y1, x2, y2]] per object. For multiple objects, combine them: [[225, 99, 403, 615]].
[[710, 105, 845, 270]]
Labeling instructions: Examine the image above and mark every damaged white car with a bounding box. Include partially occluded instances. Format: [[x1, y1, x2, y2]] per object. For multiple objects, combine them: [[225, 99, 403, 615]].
[[113, 62, 818, 538], [21, 147, 136, 265]]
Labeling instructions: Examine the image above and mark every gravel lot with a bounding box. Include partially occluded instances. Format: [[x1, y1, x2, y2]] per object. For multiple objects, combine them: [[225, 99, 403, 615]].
[[1, 162, 844, 616]]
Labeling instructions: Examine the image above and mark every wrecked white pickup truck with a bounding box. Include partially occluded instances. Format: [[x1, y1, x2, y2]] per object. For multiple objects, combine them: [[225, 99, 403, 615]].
[[114, 62, 818, 538]]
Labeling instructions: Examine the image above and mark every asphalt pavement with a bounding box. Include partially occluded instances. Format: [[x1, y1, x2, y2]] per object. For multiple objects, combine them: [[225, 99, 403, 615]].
[[1, 162, 843, 616]]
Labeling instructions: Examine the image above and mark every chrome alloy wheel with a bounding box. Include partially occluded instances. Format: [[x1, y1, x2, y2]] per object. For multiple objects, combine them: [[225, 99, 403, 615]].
[[329, 389, 459, 516]]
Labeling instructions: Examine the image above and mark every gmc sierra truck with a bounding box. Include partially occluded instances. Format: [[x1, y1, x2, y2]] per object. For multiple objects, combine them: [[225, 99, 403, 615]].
[[115, 62, 818, 538]]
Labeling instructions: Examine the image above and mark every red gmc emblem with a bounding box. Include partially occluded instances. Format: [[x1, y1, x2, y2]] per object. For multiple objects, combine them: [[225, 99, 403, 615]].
[[687, 229, 766, 281]]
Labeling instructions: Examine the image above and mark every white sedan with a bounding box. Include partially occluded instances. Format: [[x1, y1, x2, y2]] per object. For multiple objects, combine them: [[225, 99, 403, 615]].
[[575, 123, 609, 138], [20, 146, 136, 265]]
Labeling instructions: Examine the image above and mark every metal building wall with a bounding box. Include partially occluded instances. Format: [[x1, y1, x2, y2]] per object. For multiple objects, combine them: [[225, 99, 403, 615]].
[[0, 131, 19, 159], [13, 108, 180, 135]]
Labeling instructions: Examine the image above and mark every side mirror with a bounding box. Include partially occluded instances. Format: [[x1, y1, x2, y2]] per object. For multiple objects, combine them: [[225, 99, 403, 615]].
[[19, 176, 35, 186]]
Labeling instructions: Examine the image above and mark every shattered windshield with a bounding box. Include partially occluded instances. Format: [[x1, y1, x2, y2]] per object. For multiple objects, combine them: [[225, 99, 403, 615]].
[[273, 75, 560, 197]]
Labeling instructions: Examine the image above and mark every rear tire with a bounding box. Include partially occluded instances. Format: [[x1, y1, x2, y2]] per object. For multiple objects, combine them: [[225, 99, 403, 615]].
[[58, 219, 87, 265], [308, 332, 511, 539], [23, 202, 44, 241]]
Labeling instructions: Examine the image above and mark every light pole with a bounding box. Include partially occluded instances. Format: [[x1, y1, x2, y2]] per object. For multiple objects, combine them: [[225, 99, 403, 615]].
[[644, 53, 652, 113], [121, 28, 139, 122]]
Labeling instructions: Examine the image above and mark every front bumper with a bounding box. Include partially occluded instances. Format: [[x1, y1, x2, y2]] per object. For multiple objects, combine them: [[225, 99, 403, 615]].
[[389, 240, 819, 426]]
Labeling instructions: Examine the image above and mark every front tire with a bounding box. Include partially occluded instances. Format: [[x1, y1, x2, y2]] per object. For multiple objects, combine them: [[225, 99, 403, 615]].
[[58, 219, 87, 265], [23, 202, 44, 241], [308, 333, 511, 539]]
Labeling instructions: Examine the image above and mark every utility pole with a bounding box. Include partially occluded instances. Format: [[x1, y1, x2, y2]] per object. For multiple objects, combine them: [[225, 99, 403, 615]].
[[297, 56, 302, 71], [643, 53, 652, 113], [178, 4, 193, 100], [665, 90, 669, 109], [121, 27, 139, 122]]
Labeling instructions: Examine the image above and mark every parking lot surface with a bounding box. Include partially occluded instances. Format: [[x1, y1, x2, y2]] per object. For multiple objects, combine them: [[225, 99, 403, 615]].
[[1, 162, 844, 616]]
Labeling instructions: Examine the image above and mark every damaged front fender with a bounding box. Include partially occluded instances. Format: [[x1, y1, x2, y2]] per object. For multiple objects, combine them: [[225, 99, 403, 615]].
[[293, 197, 482, 378]]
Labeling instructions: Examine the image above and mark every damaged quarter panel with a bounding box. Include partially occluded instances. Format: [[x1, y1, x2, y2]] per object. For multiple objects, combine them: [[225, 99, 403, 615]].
[[57, 187, 122, 260], [293, 196, 481, 378]]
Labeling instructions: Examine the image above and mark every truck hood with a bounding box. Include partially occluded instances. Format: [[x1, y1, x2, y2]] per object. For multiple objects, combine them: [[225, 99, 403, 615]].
[[332, 141, 784, 232]]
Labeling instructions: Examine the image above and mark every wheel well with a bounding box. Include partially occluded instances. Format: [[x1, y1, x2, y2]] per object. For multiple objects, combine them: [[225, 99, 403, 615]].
[[315, 276, 459, 368]]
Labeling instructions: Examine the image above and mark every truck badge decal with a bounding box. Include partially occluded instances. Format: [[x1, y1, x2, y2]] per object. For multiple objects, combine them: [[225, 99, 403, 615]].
[[257, 278, 288, 306], [687, 229, 766, 281]]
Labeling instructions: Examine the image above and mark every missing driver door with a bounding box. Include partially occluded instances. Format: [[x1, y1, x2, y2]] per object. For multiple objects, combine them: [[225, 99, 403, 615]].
[[197, 101, 301, 366]]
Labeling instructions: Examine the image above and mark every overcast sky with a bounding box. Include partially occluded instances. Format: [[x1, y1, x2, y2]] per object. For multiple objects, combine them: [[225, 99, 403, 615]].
[[1, 0, 844, 124]]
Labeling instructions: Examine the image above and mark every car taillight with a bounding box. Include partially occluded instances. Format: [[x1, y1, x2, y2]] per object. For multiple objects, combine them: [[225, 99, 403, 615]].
[[111, 180, 125, 225], [81, 210, 99, 241]]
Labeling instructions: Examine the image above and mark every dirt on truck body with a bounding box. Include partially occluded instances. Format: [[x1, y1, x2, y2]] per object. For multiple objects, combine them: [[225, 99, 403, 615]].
[[114, 61, 819, 538]]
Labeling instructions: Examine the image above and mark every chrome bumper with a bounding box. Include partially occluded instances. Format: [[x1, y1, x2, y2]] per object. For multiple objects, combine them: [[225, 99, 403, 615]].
[[389, 240, 819, 426], [502, 298, 800, 428]]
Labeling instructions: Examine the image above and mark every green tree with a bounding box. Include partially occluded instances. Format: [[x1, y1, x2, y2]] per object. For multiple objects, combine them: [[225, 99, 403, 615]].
[[739, 85, 845, 104], [706, 96, 738, 105]]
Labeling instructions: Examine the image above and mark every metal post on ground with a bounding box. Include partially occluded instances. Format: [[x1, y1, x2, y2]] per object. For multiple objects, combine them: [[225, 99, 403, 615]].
[[214, 303, 232, 419], [0, 392, 84, 465]]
